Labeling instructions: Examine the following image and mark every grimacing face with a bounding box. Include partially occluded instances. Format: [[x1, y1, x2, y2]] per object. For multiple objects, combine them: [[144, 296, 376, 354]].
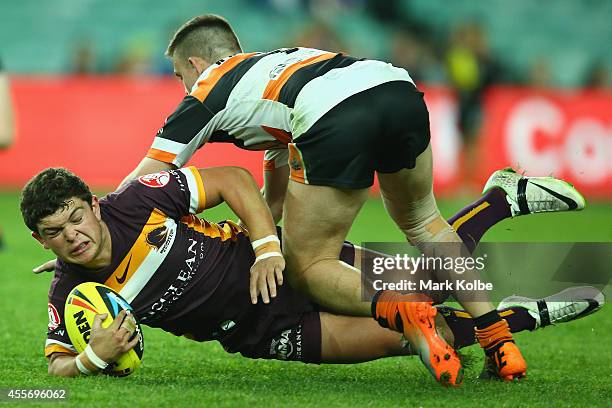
[[33, 196, 107, 268]]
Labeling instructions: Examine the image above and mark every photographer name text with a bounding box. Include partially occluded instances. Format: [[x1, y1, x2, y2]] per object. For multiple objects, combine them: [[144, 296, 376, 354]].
[[372, 279, 493, 291]]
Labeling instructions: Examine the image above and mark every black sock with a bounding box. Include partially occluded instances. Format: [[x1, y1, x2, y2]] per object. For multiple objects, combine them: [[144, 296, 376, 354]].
[[439, 307, 537, 349], [370, 290, 384, 319], [473, 309, 503, 330], [500, 307, 537, 333]]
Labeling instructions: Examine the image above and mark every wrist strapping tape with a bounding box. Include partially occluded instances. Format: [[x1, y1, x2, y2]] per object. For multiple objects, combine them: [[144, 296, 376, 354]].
[[255, 252, 283, 263], [84, 344, 109, 370], [75, 354, 93, 375], [251, 235, 280, 250]]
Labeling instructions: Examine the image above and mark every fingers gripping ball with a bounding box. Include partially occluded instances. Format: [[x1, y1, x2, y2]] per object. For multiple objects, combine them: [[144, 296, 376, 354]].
[[64, 282, 144, 377]]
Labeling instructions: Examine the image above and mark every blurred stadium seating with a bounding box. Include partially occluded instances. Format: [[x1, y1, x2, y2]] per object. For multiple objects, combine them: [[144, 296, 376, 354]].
[[0, 0, 610, 86]]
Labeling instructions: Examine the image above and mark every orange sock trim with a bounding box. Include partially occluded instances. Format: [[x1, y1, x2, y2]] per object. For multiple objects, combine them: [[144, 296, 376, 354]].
[[475, 319, 514, 350], [374, 291, 434, 332]]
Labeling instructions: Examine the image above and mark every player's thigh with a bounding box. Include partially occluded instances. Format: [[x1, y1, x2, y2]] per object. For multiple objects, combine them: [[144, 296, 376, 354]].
[[377, 144, 439, 229], [282, 181, 368, 266], [378, 143, 434, 205], [352, 244, 444, 301], [319, 312, 405, 362]]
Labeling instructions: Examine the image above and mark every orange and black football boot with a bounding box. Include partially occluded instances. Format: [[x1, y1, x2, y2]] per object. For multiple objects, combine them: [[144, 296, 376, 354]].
[[475, 319, 527, 381], [374, 291, 463, 387]]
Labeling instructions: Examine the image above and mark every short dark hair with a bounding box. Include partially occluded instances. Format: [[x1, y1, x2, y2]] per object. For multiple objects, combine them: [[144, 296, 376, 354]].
[[20, 168, 92, 233], [166, 14, 242, 63]]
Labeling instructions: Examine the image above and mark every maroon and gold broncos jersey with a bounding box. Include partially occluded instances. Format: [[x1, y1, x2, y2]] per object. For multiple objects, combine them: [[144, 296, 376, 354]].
[[44, 167, 317, 359]]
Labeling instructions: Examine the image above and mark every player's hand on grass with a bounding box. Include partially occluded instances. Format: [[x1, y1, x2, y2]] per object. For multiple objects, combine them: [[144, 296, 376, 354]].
[[33, 259, 56, 274], [250, 255, 285, 304], [88, 310, 141, 364]]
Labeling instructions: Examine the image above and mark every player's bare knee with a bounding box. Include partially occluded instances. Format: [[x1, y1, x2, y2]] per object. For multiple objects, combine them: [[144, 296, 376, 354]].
[[282, 251, 312, 285], [286, 256, 335, 291]]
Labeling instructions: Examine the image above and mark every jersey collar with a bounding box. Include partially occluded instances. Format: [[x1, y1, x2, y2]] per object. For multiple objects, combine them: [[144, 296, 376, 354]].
[[190, 53, 242, 94]]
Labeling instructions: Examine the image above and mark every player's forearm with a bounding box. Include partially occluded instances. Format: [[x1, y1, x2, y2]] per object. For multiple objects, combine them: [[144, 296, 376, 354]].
[[222, 168, 278, 240], [0, 74, 15, 149], [119, 157, 176, 189], [262, 165, 289, 224], [48, 353, 98, 377]]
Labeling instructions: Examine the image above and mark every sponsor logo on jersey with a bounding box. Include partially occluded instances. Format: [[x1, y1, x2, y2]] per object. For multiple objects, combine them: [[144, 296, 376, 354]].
[[138, 171, 170, 188], [142, 238, 204, 323], [115, 255, 132, 284], [268, 50, 319, 80], [146, 226, 169, 250], [271, 328, 296, 360], [47, 303, 61, 331], [269, 57, 301, 80], [212, 320, 237, 338], [289, 157, 302, 171], [221, 320, 236, 331]]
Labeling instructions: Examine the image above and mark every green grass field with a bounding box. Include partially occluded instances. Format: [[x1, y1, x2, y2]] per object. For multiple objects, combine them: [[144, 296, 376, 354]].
[[0, 191, 610, 407]]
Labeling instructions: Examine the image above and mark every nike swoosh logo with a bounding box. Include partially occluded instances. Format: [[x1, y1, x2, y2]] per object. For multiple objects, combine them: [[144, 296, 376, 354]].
[[116, 255, 132, 284], [530, 182, 578, 210], [575, 299, 602, 319]]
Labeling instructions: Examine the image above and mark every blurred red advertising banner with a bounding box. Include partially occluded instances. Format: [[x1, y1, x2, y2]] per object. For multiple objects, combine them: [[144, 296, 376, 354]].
[[478, 87, 611, 198], [1, 77, 264, 190], [0, 78, 609, 198], [0, 77, 462, 194]]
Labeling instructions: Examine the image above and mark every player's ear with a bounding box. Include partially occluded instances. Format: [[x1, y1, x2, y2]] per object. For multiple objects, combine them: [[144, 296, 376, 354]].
[[91, 196, 101, 221], [187, 57, 209, 75], [32, 232, 49, 249]]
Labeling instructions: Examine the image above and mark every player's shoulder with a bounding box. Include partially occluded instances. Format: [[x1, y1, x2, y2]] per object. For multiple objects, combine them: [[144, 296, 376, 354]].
[[104, 169, 196, 215], [48, 260, 86, 301], [104, 171, 175, 204]]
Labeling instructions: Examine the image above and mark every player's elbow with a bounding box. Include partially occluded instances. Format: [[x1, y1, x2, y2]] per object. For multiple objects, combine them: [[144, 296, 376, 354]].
[[47, 356, 78, 377], [47, 363, 60, 377], [0, 132, 14, 149], [47, 366, 77, 378], [47, 363, 64, 377]]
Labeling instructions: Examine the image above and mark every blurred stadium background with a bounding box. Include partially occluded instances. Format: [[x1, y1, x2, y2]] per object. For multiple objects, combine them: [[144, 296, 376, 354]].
[[0, 0, 610, 194], [0, 1, 610, 405]]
